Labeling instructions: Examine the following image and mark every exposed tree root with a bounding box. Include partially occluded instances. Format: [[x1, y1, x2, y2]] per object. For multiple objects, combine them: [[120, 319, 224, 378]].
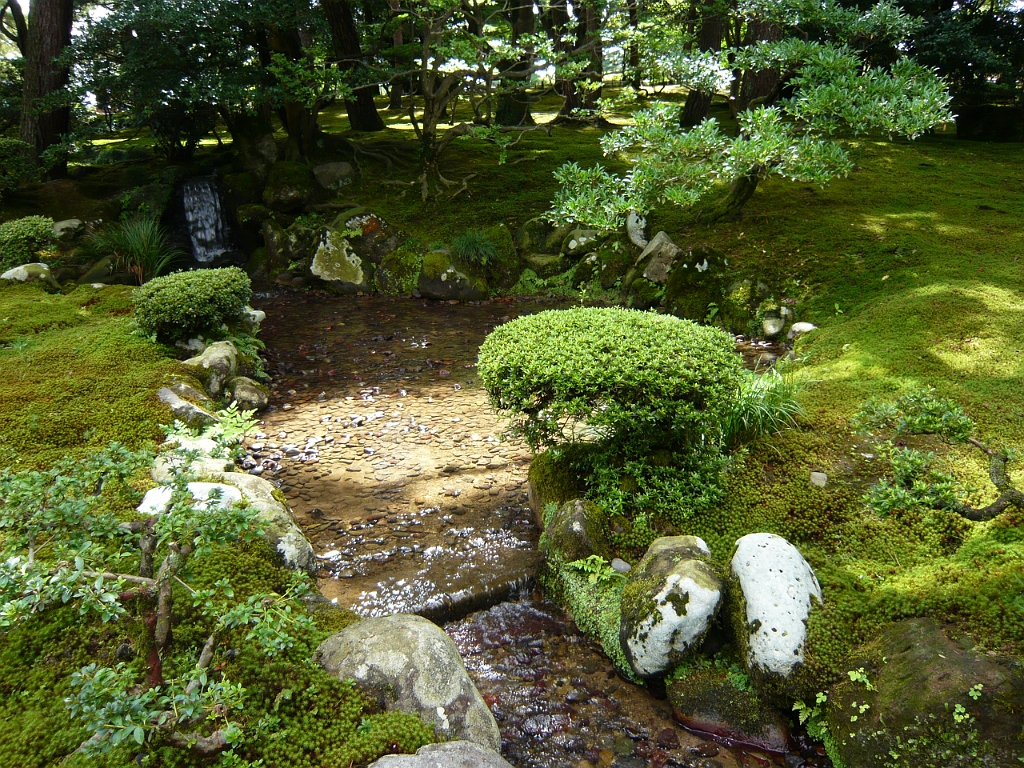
[[940, 438, 1024, 521]]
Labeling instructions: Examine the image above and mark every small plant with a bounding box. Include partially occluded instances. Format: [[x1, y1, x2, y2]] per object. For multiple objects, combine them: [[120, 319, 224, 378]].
[[0, 215, 55, 270], [853, 388, 974, 441], [134, 266, 252, 343], [450, 228, 498, 267], [87, 217, 185, 284], [565, 555, 626, 585], [722, 368, 805, 448], [864, 445, 963, 517]]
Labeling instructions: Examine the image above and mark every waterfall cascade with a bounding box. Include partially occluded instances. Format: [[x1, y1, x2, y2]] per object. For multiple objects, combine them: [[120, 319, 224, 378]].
[[181, 178, 231, 263]]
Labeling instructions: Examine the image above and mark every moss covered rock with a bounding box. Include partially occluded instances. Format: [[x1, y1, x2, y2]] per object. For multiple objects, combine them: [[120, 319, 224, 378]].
[[541, 499, 609, 564], [628, 276, 663, 309], [311, 229, 374, 294], [522, 252, 567, 279], [340, 210, 405, 264], [620, 536, 723, 678], [417, 250, 487, 301], [482, 223, 522, 290], [527, 449, 587, 524], [574, 242, 633, 290], [262, 160, 316, 212], [825, 618, 1024, 768], [561, 228, 607, 259], [667, 666, 791, 753], [223, 170, 263, 206], [376, 243, 423, 296], [662, 246, 730, 323]]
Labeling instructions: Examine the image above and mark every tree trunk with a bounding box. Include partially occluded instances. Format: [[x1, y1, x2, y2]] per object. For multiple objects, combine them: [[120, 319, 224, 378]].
[[18, 0, 73, 178], [324, 0, 385, 131], [496, 0, 535, 126], [681, 10, 723, 127], [696, 172, 759, 223], [626, 0, 641, 90], [731, 20, 781, 117], [222, 109, 278, 179], [387, 0, 404, 111]]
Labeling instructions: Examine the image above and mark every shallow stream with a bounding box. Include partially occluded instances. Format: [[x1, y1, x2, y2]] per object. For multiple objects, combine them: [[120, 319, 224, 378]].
[[250, 290, 820, 768]]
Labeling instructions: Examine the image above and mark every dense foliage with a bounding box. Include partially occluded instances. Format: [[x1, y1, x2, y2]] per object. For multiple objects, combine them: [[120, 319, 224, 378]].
[[133, 267, 252, 342], [0, 216, 55, 271]]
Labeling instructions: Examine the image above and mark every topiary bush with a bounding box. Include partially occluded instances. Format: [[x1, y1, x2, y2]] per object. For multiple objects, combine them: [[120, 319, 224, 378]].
[[134, 267, 251, 343], [479, 307, 744, 452], [0, 215, 56, 271]]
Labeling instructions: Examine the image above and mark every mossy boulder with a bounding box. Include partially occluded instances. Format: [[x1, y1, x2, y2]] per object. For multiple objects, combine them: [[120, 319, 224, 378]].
[[417, 250, 487, 301], [825, 618, 1024, 768], [667, 667, 790, 753], [375, 243, 423, 296], [527, 449, 587, 524], [561, 228, 607, 259], [222, 171, 263, 206], [516, 216, 573, 254], [482, 223, 522, 290], [628, 277, 663, 309], [620, 536, 723, 678], [541, 499, 609, 564], [262, 161, 316, 212], [338, 210, 405, 264], [573, 242, 633, 289], [227, 376, 269, 411], [123, 182, 173, 218], [261, 218, 291, 274], [662, 246, 730, 323], [522, 252, 567, 279], [235, 203, 271, 230], [182, 340, 239, 396], [1, 263, 61, 291], [310, 229, 374, 294]]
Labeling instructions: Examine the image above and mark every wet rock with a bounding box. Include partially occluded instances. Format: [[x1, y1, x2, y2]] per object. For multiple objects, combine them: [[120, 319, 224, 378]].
[[262, 160, 316, 212], [541, 499, 609, 564], [183, 340, 239, 396], [731, 533, 822, 683], [418, 250, 487, 302], [668, 666, 791, 753], [561, 229, 606, 259], [620, 536, 723, 677], [827, 618, 1024, 767], [1, 262, 61, 290], [367, 741, 513, 768], [158, 386, 218, 428], [312, 161, 353, 189], [317, 614, 501, 751], [228, 376, 269, 411], [310, 229, 374, 294]]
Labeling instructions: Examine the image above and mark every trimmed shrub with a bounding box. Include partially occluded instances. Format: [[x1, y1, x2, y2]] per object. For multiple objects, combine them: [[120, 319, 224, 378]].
[[478, 307, 744, 453], [134, 267, 251, 342], [0, 215, 56, 271]]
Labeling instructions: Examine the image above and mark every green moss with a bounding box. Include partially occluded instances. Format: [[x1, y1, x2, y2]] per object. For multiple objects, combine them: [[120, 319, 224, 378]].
[[482, 223, 521, 290], [375, 243, 423, 295], [420, 250, 451, 281], [628, 277, 662, 309], [528, 448, 587, 515], [0, 284, 183, 469]]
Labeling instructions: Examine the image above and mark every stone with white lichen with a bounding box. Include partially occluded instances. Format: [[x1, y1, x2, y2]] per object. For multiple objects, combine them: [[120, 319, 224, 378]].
[[619, 536, 724, 678], [731, 533, 822, 680]]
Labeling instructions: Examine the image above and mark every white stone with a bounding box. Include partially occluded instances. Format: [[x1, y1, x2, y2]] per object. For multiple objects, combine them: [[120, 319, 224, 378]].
[[626, 211, 648, 248], [810, 471, 828, 488], [731, 533, 823, 679], [762, 315, 786, 338], [787, 322, 818, 340], [137, 482, 243, 515], [368, 742, 514, 768]]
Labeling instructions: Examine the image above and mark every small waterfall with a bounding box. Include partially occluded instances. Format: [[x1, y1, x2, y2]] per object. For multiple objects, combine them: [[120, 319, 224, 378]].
[[181, 178, 231, 263]]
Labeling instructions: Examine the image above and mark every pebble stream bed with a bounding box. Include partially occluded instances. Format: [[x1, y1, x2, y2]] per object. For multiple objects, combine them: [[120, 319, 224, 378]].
[[246, 290, 823, 768]]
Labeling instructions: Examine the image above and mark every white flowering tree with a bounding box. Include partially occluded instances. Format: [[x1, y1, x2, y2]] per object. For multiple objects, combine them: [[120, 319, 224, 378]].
[[551, 0, 954, 227]]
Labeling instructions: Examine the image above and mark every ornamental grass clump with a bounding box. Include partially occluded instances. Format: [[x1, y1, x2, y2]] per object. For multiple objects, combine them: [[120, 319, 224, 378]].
[[134, 267, 251, 343]]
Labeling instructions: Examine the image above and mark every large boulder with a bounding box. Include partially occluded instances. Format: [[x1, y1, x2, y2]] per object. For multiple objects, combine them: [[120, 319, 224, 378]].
[[339, 210, 405, 264], [825, 618, 1024, 768], [1, 263, 61, 290], [310, 229, 374, 294], [637, 231, 681, 284], [620, 536, 723, 678], [516, 216, 573, 254], [312, 161, 354, 189], [662, 246, 730, 323], [262, 161, 316, 212], [417, 251, 487, 301], [730, 533, 822, 687], [540, 499, 609, 564], [222, 171, 263, 207], [368, 742, 513, 768], [157, 387, 218, 429], [375, 243, 423, 296], [227, 376, 269, 411], [482, 223, 521, 291], [183, 341, 239, 396], [572, 242, 633, 290], [317, 614, 501, 751], [521, 252, 566, 279]]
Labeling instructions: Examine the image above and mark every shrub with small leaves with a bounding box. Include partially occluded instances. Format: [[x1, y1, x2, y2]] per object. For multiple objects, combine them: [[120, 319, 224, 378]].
[[134, 267, 252, 342], [0, 215, 56, 271], [853, 388, 974, 441]]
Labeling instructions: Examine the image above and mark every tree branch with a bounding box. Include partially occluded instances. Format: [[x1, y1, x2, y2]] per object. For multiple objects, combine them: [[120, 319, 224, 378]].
[[939, 439, 1024, 521]]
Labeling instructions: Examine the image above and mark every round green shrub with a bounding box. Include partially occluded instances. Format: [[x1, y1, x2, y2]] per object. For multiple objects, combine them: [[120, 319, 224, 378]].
[[0, 215, 55, 271], [478, 307, 744, 452], [133, 267, 252, 342]]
